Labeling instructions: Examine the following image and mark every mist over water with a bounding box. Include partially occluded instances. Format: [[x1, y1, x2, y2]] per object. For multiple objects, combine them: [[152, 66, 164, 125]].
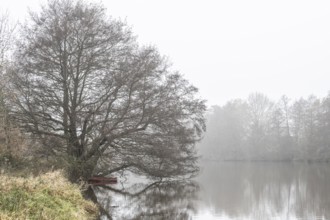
[[96, 161, 330, 220], [195, 161, 330, 220], [2, 1, 330, 219]]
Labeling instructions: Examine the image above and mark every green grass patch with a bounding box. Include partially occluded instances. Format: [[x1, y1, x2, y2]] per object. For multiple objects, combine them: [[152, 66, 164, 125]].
[[0, 171, 98, 220]]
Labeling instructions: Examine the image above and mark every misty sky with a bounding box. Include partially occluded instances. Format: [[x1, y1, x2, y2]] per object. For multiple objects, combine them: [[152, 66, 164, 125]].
[[2, 0, 330, 106]]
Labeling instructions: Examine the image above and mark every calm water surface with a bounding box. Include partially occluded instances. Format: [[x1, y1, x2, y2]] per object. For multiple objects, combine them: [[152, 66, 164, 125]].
[[96, 162, 330, 220]]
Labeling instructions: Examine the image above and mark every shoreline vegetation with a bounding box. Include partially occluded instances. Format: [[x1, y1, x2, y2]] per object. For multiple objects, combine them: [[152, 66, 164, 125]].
[[0, 169, 98, 220]]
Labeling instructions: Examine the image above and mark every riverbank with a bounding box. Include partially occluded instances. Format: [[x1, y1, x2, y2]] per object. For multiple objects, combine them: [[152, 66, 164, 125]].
[[0, 171, 98, 220]]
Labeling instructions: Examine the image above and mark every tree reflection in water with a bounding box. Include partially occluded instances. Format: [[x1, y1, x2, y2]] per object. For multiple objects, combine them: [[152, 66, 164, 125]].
[[94, 162, 330, 220], [94, 178, 200, 220], [197, 162, 330, 220]]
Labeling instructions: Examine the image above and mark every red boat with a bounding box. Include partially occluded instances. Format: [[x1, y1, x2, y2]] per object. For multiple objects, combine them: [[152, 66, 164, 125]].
[[88, 176, 117, 185]]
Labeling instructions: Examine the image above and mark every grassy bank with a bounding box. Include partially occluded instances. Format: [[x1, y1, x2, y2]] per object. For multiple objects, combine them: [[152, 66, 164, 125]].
[[0, 171, 98, 220]]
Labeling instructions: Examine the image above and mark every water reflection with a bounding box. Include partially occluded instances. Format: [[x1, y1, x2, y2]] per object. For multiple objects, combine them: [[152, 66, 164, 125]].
[[95, 178, 199, 220], [197, 162, 330, 220], [95, 162, 330, 220]]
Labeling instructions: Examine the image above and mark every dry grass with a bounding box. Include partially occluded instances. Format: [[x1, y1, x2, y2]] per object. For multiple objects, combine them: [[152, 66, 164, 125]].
[[0, 171, 98, 220]]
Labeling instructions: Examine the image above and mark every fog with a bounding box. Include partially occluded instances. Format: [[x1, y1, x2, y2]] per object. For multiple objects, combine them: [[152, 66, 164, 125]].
[[3, 0, 330, 106], [199, 92, 330, 161], [2, 1, 330, 219]]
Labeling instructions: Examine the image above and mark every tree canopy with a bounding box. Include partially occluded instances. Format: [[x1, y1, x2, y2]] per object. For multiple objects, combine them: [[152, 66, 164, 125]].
[[7, 0, 206, 181]]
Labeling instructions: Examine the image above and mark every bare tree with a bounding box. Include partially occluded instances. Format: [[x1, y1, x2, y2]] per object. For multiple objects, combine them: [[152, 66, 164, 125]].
[[246, 93, 274, 159], [0, 11, 15, 65], [0, 12, 16, 154], [280, 95, 291, 137], [201, 100, 249, 160], [9, 0, 206, 182], [248, 93, 273, 131]]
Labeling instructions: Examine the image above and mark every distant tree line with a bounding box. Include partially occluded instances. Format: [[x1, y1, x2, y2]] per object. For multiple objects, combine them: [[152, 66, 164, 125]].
[[200, 93, 330, 161]]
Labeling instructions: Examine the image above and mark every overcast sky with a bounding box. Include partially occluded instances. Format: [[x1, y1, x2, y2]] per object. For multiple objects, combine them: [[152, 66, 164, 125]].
[[3, 0, 330, 106]]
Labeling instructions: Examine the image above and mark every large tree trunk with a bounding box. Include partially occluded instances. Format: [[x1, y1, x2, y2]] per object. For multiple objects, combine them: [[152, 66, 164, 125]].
[[67, 157, 97, 183]]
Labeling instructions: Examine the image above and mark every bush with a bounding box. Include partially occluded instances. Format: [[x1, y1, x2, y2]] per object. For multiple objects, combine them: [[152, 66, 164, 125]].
[[0, 171, 98, 220]]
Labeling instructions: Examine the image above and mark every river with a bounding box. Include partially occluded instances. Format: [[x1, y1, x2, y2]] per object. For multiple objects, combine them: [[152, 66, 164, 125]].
[[95, 161, 330, 220]]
